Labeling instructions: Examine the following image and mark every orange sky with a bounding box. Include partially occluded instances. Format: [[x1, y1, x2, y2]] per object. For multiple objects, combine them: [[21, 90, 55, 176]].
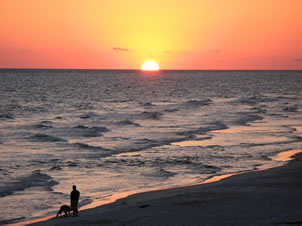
[[1, 0, 301, 69]]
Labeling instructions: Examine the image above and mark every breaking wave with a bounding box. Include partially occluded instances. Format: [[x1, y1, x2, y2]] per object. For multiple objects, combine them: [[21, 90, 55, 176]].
[[73, 125, 110, 137], [30, 134, 67, 142], [177, 121, 228, 136], [72, 142, 107, 151], [80, 112, 101, 119], [233, 114, 264, 125], [0, 170, 58, 198], [150, 168, 177, 178], [49, 165, 63, 171], [0, 113, 15, 120], [116, 120, 141, 127], [184, 99, 212, 107], [32, 123, 53, 129], [283, 106, 298, 112], [141, 102, 154, 107], [136, 111, 163, 120], [0, 217, 26, 225]]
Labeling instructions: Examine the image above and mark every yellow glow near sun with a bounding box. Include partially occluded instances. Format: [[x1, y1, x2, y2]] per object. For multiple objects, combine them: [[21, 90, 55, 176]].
[[141, 60, 159, 71]]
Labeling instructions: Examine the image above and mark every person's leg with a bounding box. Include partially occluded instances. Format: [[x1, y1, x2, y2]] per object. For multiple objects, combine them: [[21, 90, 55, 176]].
[[74, 204, 78, 216], [71, 200, 78, 216], [74, 200, 79, 216]]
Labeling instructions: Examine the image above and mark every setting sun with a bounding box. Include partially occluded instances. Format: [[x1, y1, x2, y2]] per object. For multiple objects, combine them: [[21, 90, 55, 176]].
[[141, 60, 159, 71]]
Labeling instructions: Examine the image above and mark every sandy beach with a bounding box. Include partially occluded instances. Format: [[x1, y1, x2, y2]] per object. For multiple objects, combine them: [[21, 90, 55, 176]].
[[25, 150, 302, 226]]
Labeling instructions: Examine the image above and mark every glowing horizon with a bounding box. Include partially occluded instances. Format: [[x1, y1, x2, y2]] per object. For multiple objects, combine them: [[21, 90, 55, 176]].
[[0, 0, 301, 70]]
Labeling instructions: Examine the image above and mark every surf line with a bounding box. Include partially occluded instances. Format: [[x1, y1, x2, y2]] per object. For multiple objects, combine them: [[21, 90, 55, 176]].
[[15, 149, 302, 226]]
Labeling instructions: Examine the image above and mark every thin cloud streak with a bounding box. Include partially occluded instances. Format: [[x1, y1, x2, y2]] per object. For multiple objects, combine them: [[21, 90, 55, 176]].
[[112, 47, 130, 52]]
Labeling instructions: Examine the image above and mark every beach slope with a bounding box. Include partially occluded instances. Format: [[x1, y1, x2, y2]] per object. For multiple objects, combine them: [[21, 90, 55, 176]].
[[30, 153, 302, 226]]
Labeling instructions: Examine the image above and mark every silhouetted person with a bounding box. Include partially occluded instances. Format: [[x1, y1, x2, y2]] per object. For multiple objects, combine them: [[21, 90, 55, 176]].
[[70, 185, 80, 216]]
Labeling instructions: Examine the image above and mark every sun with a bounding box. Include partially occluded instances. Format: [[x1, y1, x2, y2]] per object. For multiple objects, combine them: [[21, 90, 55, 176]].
[[141, 60, 159, 71]]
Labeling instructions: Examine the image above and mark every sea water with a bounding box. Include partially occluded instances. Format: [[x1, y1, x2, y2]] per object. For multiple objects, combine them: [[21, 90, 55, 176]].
[[0, 69, 301, 224]]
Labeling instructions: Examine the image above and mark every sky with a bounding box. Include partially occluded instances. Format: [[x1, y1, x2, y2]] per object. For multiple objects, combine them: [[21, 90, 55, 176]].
[[1, 0, 302, 70]]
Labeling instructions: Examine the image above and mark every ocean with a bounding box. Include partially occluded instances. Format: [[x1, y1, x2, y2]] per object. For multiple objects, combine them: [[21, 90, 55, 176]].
[[0, 69, 301, 224]]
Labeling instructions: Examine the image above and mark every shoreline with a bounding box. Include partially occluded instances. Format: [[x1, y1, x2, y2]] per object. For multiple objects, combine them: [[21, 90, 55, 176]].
[[12, 149, 301, 226]]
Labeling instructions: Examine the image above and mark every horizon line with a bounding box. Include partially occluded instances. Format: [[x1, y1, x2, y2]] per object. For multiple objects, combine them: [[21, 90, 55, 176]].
[[0, 67, 301, 71]]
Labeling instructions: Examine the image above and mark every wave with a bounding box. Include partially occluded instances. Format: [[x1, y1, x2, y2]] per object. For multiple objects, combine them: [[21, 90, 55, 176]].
[[110, 99, 133, 103], [73, 125, 110, 137], [72, 142, 107, 150], [32, 123, 53, 129], [67, 161, 78, 167], [0, 113, 15, 120], [153, 168, 177, 178], [89, 126, 109, 132], [177, 121, 228, 136], [101, 122, 227, 157], [132, 99, 212, 121], [0, 170, 58, 198], [116, 120, 141, 127], [283, 106, 298, 112], [233, 114, 264, 126], [249, 107, 267, 114], [141, 102, 154, 107], [30, 134, 67, 142], [49, 165, 63, 171], [164, 108, 179, 112], [40, 120, 52, 124], [74, 125, 89, 129], [136, 111, 163, 120], [106, 138, 185, 158], [0, 217, 26, 225], [80, 112, 100, 119], [277, 95, 299, 101], [184, 99, 212, 107]]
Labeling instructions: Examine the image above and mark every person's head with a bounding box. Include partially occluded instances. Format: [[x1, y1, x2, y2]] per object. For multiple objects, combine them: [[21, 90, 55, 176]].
[[72, 185, 76, 190]]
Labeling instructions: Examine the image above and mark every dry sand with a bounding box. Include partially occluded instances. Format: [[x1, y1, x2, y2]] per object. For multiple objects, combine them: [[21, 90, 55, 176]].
[[28, 151, 302, 226]]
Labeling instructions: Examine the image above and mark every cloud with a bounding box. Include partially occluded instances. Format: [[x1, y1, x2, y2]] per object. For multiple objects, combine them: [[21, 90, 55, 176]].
[[295, 58, 302, 62], [112, 47, 129, 52]]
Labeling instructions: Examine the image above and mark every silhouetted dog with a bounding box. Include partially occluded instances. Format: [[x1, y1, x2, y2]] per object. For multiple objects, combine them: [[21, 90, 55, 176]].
[[56, 205, 73, 217]]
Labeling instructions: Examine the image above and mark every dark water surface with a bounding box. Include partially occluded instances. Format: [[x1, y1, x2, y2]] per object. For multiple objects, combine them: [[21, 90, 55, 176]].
[[0, 69, 302, 223]]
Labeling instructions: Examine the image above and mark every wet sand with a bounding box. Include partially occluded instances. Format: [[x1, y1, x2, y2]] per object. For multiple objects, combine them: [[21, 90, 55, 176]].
[[28, 150, 302, 226]]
